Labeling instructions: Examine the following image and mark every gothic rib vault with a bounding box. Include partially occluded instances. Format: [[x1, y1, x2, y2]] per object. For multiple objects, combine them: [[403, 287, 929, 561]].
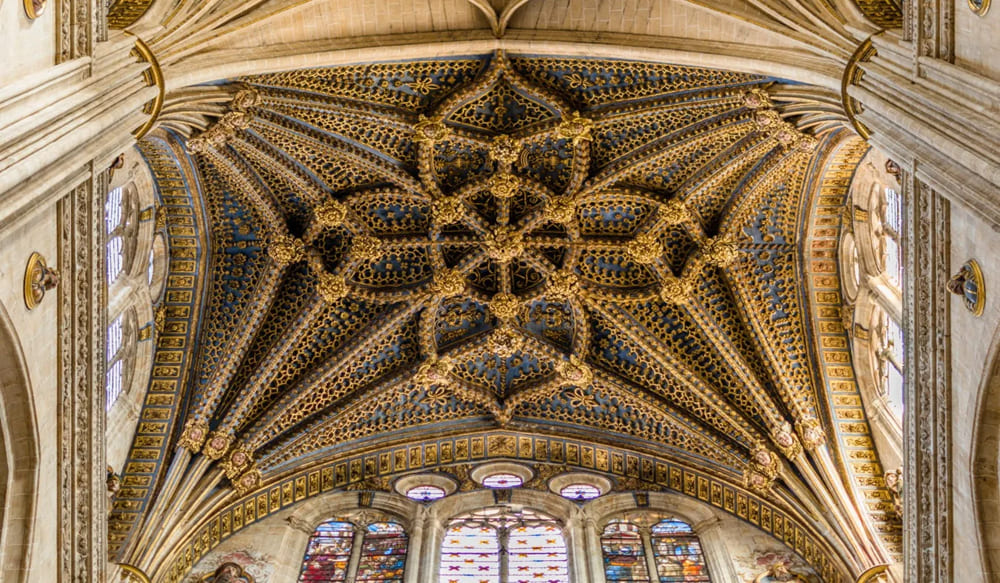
[[112, 53, 897, 581]]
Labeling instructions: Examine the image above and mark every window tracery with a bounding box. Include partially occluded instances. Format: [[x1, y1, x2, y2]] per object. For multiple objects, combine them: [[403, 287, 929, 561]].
[[440, 507, 568, 583], [840, 149, 904, 468]]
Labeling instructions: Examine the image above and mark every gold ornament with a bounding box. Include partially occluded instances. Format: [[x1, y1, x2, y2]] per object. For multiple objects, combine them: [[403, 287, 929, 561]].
[[413, 115, 450, 143], [741, 87, 773, 110], [429, 269, 466, 298], [233, 468, 261, 496], [796, 416, 826, 449], [177, 420, 210, 452], [483, 226, 525, 263], [547, 196, 577, 224], [231, 87, 261, 110], [772, 421, 802, 459], [557, 355, 592, 387], [315, 201, 349, 228], [432, 196, 465, 224], [221, 448, 253, 480], [753, 109, 782, 131], [489, 173, 521, 200], [351, 236, 383, 261], [547, 270, 580, 300], [268, 234, 305, 267], [202, 431, 233, 460], [702, 236, 739, 268], [488, 326, 524, 358], [558, 112, 595, 145], [659, 199, 690, 225], [490, 134, 521, 165], [317, 273, 349, 303], [659, 275, 695, 304], [23, 252, 59, 310], [490, 292, 523, 322], [414, 356, 454, 388], [625, 232, 663, 265]]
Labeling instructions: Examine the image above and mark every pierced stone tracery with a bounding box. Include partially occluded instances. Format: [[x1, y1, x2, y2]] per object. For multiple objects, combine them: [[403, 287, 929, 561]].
[[175, 52, 832, 500]]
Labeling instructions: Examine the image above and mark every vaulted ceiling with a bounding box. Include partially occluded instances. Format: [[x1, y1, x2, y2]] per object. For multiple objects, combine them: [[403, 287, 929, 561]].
[[179, 52, 825, 482], [112, 52, 897, 581]]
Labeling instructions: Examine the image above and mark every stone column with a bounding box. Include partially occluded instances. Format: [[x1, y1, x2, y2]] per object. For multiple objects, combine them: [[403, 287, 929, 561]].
[[402, 507, 427, 583], [902, 173, 952, 582], [422, 507, 446, 580], [563, 514, 589, 583], [582, 517, 606, 583]]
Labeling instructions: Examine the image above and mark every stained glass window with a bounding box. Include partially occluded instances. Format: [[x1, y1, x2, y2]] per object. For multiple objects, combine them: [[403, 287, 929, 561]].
[[482, 473, 522, 488], [602, 521, 650, 583], [559, 483, 601, 501], [298, 521, 355, 582], [357, 523, 408, 583], [650, 520, 711, 582], [439, 507, 567, 583], [406, 485, 446, 502]]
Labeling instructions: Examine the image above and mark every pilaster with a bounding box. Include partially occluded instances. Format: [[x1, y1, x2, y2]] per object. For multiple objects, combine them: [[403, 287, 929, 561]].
[[902, 172, 952, 582], [57, 169, 108, 582]]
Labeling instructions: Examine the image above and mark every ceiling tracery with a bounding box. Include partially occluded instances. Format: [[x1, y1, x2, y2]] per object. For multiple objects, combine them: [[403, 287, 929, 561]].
[[111, 52, 899, 578], [173, 52, 830, 487]]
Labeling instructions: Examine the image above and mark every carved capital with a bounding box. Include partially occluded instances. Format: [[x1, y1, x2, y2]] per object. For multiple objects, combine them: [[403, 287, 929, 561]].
[[202, 431, 234, 460], [178, 420, 210, 452]]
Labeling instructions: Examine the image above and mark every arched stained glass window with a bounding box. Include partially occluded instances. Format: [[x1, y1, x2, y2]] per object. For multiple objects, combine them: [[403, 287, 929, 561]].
[[602, 518, 711, 583], [298, 520, 408, 583], [602, 521, 649, 583], [299, 521, 355, 582], [357, 523, 408, 583], [650, 520, 711, 582], [439, 507, 567, 583]]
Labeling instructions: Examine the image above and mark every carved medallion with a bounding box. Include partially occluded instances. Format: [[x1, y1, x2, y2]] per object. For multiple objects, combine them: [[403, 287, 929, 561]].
[[23, 0, 45, 19], [23, 252, 59, 310], [968, 0, 991, 15], [948, 259, 985, 316]]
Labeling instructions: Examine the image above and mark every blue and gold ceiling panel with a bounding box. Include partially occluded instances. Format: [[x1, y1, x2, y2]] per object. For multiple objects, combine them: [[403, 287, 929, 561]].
[[171, 52, 841, 508]]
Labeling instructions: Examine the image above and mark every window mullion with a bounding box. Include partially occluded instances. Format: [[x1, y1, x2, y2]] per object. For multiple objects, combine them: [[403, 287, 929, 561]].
[[499, 526, 509, 583], [346, 524, 367, 583], [640, 526, 659, 583]]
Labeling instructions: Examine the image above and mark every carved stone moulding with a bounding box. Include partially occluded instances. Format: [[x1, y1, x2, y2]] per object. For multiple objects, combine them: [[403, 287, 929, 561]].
[[23, 251, 60, 310], [948, 258, 985, 316], [23, 0, 45, 19]]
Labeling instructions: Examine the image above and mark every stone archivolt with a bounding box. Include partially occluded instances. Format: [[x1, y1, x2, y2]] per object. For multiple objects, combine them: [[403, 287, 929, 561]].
[[117, 53, 887, 575]]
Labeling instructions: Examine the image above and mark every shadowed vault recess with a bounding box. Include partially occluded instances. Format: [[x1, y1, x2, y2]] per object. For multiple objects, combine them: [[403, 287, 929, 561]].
[[110, 53, 896, 578]]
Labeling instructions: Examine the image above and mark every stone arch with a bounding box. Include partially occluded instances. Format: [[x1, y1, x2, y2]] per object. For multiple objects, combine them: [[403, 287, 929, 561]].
[[972, 322, 1000, 580], [0, 300, 38, 583]]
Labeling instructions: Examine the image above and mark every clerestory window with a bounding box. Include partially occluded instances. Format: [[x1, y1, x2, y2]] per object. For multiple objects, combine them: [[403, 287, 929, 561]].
[[601, 518, 711, 583], [439, 506, 568, 583], [297, 520, 408, 583]]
